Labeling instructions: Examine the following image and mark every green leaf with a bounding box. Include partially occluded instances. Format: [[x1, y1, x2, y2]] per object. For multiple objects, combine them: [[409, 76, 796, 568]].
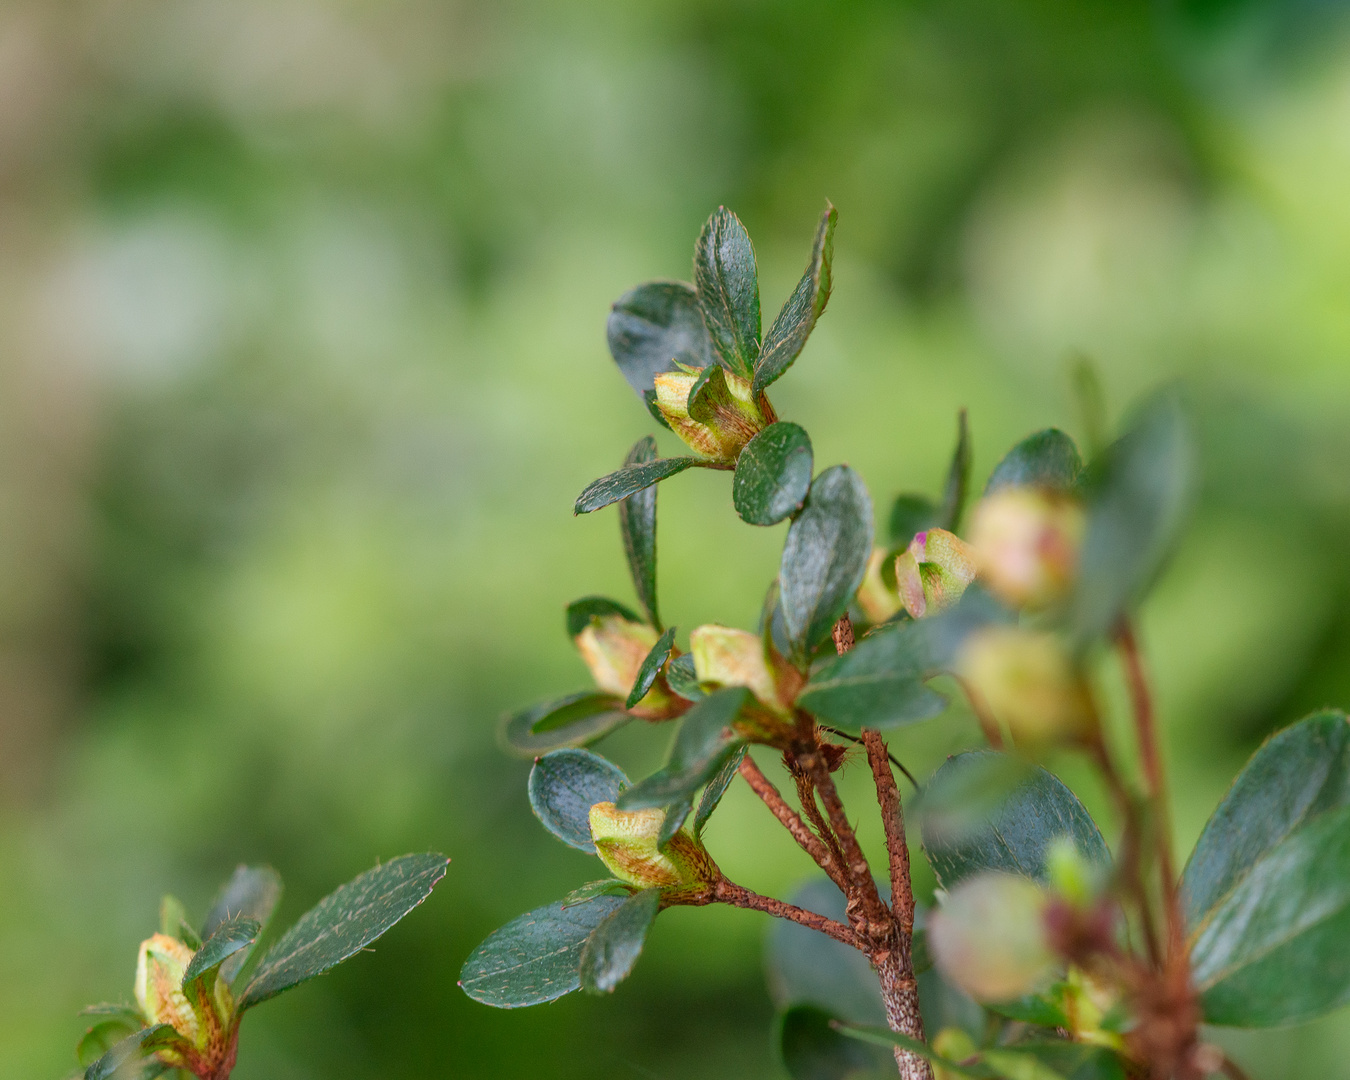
[[606, 281, 715, 395], [920, 752, 1110, 889], [158, 895, 199, 949], [77, 1020, 141, 1069], [985, 429, 1082, 495], [687, 362, 731, 423], [797, 622, 946, 732], [694, 206, 761, 378], [754, 202, 838, 393], [239, 853, 448, 1010], [695, 745, 746, 837], [563, 879, 634, 906], [459, 895, 626, 1008], [579, 887, 661, 994], [938, 409, 972, 532], [1071, 391, 1193, 640], [182, 915, 260, 991], [200, 865, 282, 985], [575, 457, 704, 515], [780, 465, 874, 665], [665, 653, 704, 701], [777, 1005, 898, 1080], [658, 797, 693, 846], [501, 691, 630, 757], [83, 1026, 179, 1080], [626, 626, 677, 709], [643, 388, 674, 431], [528, 749, 630, 853], [733, 422, 814, 526], [889, 494, 940, 547], [617, 687, 751, 810], [565, 596, 642, 639], [834, 1023, 990, 1078], [618, 437, 662, 628], [1184, 710, 1350, 1027]]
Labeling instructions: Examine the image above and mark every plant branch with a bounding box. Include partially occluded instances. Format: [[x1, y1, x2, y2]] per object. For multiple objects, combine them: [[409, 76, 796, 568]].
[[862, 730, 916, 935], [819, 725, 918, 789], [795, 772, 853, 884], [713, 879, 862, 949], [738, 755, 849, 891]]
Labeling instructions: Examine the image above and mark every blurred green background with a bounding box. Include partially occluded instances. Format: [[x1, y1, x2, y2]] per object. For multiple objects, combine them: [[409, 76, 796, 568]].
[[3, 0, 1350, 1077]]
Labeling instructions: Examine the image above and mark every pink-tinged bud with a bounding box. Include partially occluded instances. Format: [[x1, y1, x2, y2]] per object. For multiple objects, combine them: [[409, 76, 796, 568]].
[[575, 615, 678, 719], [958, 627, 1095, 746], [895, 528, 976, 619], [857, 547, 904, 623], [928, 873, 1056, 1001], [588, 802, 718, 894], [968, 488, 1084, 610], [690, 624, 790, 715], [652, 365, 772, 462]]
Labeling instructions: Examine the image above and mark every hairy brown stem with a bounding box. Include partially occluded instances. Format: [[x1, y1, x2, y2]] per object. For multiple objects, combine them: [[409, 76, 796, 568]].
[[795, 772, 853, 885], [738, 755, 849, 891], [862, 731, 915, 934], [714, 879, 862, 948]]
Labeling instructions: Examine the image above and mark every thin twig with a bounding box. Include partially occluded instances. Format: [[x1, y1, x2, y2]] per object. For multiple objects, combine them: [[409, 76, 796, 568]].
[[738, 755, 849, 891], [818, 725, 918, 789], [714, 879, 863, 949], [862, 730, 916, 935], [805, 749, 889, 925], [795, 772, 853, 889]]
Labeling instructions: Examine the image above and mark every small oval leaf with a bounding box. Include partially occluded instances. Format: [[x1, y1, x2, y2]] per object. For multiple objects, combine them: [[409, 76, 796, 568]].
[[618, 687, 751, 811], [579, 888, 662, 994], [985, 428, 1083, 495], [606, 281, 715, 396], [500, 691, 630, 757], [754, 202, 838, 394], [733, 422, 814, 526], [575, 457, 704, 515], [618, 437, 662, 628], [626, 626, 677, 709], [694, 207, 761, 378], [528, 749, 630, 853]]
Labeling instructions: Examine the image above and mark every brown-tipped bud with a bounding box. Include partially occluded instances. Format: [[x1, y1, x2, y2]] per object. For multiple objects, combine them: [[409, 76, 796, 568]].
[[857, 546, 904, 623], [588, 802, 718, 894], [652, 365, 771, 462], [958, 627, 1095, 747], [895, 528, 977, 619], [928, 873, 1056, 1002], [575, 615, 679, 719], [968, 488, 1084, 610]]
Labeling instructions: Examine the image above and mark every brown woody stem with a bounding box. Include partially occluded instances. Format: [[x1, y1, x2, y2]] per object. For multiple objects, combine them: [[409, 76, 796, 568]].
[[862, 730, 916, 934], [738, 755, 849, 891], [714, 879, 862, 948]]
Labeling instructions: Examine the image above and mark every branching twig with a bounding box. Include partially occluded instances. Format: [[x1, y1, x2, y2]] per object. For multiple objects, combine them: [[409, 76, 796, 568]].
[[738, 755, 850, 892], [714, 879, 863, 949], [862, 730, 916, 935]]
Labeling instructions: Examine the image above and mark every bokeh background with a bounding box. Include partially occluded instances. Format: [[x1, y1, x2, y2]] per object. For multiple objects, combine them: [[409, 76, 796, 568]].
[[3, 0, 1350, 1077]]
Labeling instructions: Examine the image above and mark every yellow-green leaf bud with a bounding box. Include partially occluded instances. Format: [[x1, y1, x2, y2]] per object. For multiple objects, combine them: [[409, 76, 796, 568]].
[[968, 488, 1084, 610], [588, 802, 719, 895], [652, 365, 772, 462], [895, 528, 977, 619], [857, 547, 904, 624], [135, 934, 200, 1047], [928, 873, 1056, 1002], [957, 627, 1095, 747], [575, 615, 679, 719], [690, 624, 791, 715]]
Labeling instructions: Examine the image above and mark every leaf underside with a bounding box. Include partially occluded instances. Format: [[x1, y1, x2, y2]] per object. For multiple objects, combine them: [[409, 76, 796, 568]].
[[529, 748, 630, 853]]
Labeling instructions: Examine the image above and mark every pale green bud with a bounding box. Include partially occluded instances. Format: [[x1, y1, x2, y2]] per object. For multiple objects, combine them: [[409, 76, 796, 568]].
[[689, 624, 791, 715], [133, 932, 236, 1072], [652, 365, 772, 462], [928, 873, 1056, 1001], [932, 1028, 979, 1080], [589, 802, 718, 894], [969, 488, 1084, 610], [895, 528, 977, 619], [958, 627, 1095, 746], [575, 615, 679, 719]]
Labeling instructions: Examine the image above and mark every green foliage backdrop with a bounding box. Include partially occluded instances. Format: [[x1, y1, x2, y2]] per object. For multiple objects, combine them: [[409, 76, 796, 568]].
[[2, 0, 1350, 1077]]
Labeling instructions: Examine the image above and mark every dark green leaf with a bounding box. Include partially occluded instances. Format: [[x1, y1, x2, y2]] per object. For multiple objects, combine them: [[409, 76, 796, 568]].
[[563, 879, 633, 906], [575, 457, 704, 515], [626, 626, 676, 709], [528, 749, 630, 854], [1184, 710, 1350, 1026], [459, 895, 626, 1008], [665, 653, 704, 701], [183, 915, 260, 991], [920, 752, 1110, 889], [798, 622, 946, 732], [579, 888, 661, 994], [658, 797, 692, 846], [780, 466, 874, 665], [695, 745, 746, 837], [501, 691, 630, 757], [985, 429, 1083, 495], [201, 865, 282, 985], [606, 281, 715, 395], [777, 1005, 897, 1080], [565, 596, 641, 639], [694, 206, 760, 378], [938, 410, 972, 532], [83, 1026, 179, 1080], [733, 422, 814, 526], [618, 687, 751, 810], [618, 437, 661, 628], [888, 494, 940, 547], [78, 1020, 141, 1069], [1071, 391, 1193, 639], [754, 202, 838, 393], [239, 853, 448, 1010], [687, 362, 730, 423], [643, 388, 673, 431]]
